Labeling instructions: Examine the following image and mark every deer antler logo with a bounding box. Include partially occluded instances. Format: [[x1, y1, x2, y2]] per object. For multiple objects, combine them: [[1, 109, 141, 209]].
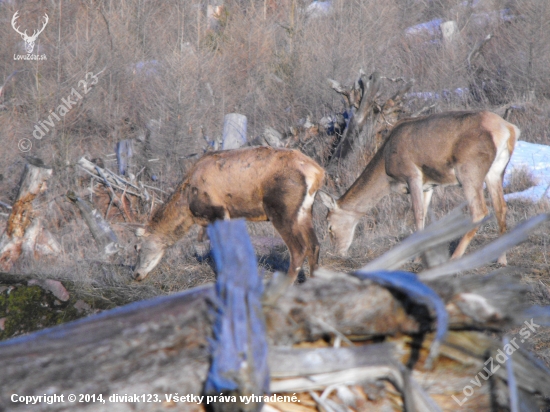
[[11, 11, 49, 54]]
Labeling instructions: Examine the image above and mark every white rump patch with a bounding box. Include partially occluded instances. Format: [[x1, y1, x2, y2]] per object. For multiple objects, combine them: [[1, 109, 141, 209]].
[[487, 128, 512, 183], [297, 176, 315, 223]]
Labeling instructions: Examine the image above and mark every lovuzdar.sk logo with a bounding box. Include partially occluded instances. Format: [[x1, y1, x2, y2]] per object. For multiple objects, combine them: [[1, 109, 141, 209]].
[[12, 10, 48, 60]]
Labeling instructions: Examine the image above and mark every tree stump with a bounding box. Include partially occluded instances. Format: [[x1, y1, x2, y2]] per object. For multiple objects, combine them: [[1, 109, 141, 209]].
[[0, 159, 58, 271], [222, 113, 248, 150], [116, 139, 133, 176]]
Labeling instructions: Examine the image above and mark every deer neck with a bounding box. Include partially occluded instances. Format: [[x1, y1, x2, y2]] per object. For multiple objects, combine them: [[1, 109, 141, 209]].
[[338, 148, 390, 216], [148, 182, 194, 246]]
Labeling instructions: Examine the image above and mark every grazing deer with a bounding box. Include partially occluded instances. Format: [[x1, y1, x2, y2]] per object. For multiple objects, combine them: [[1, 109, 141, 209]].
[[134, 146, 325, 281], [319, 110, 519, 264]]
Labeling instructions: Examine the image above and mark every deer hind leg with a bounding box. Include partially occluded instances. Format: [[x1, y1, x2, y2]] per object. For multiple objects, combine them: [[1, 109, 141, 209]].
[[263, 199, 307, 283], [452, 171, 490, 260], [297, 182, 320, 277], [275, 224, 308, 283], [484, 130, 513, 265], [485, 171, 509, 265]]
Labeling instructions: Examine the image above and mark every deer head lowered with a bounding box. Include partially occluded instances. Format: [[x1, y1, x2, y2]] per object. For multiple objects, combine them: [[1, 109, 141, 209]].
[[134, 146, 325, 282], [319, 110, 519, 265], [12, 11, 49, 54]]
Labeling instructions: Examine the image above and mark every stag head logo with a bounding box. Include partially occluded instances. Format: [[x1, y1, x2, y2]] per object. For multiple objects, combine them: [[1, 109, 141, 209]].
[[11, 11, 49, 54]]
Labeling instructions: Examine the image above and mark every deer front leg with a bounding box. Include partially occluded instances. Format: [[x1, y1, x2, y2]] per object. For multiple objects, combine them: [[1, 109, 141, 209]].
[[302, 218, 320, 277], [408, 177, 427, 265], [422, 188, 434, 228], [408, 177, 426, 232]]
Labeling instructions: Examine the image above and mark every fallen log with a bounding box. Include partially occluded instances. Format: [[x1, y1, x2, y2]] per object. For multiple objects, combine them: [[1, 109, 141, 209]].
[[1, 273, 548, 411], [66, 191, 119, 257]]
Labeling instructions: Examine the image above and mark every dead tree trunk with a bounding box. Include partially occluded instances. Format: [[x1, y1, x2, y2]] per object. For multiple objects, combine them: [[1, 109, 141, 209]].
[[326, 71, 415, 179], [0, 159, 59, 270], [326, 71, 381, 174]]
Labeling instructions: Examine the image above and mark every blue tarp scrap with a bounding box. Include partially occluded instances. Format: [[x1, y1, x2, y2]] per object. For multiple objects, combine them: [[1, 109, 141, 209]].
[[354, 270, 448, 369]]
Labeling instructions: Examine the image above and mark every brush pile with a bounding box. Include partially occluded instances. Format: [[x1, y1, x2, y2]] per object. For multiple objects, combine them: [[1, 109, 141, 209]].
[[1, 213, 549, 412]]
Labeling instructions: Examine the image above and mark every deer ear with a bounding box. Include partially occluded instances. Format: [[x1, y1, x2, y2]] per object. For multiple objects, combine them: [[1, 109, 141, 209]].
[[317, 190, 339, 211]]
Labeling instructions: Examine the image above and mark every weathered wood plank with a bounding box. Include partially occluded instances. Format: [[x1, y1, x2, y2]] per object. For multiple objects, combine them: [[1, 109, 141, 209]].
[[204, 220, 269, 412]]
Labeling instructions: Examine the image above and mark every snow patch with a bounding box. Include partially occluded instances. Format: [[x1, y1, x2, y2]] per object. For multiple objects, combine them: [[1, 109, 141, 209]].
[[306, 1, 332, 18], [504, 141, 550, 202], [405, 18, 444, 37]]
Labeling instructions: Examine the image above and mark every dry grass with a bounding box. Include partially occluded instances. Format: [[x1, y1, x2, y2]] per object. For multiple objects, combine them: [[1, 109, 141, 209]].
[[504, 166, 537, 194]]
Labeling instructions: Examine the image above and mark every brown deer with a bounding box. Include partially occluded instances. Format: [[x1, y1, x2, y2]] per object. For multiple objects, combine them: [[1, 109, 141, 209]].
[[134, 146, 325, 281], [319, 110, 519, 264]]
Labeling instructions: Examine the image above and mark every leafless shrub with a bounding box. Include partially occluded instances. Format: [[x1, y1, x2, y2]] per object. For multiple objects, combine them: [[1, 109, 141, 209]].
[[504, 166, 537, 195]]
